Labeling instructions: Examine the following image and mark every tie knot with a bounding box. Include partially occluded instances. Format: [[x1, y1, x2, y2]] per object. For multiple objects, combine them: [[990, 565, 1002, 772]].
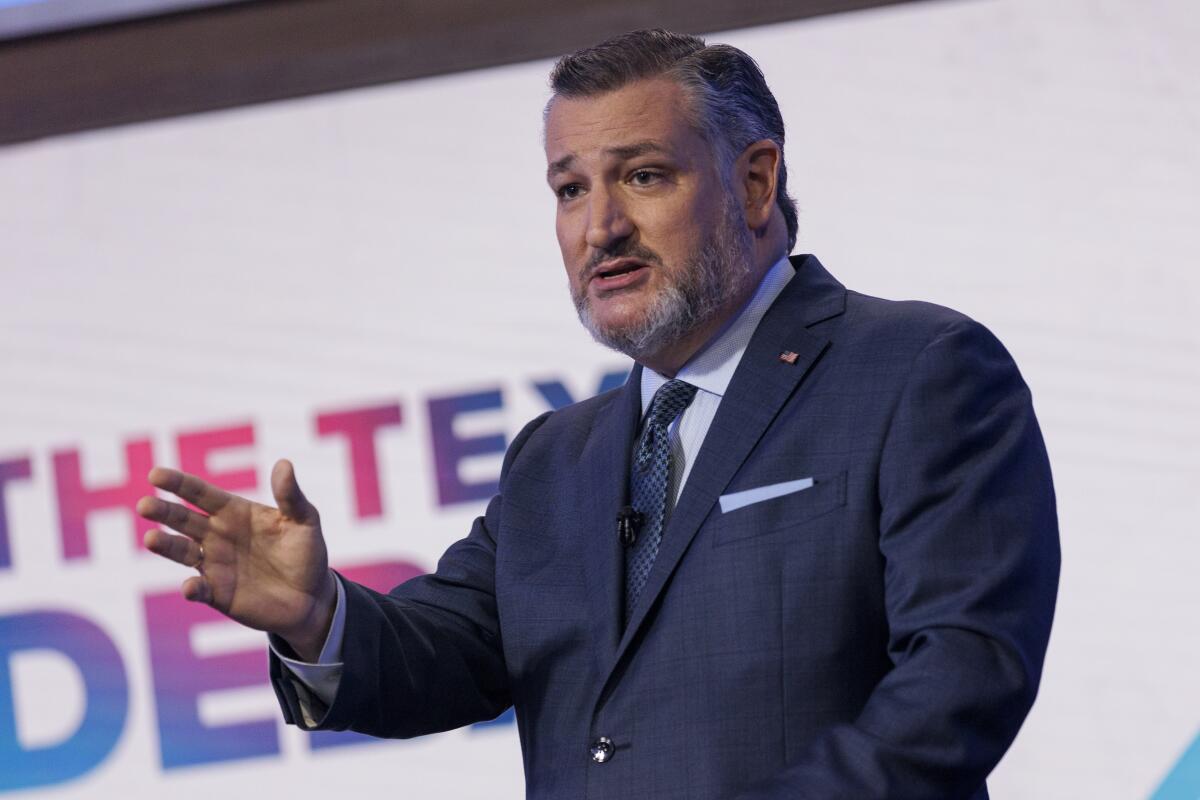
[[647, 379, 698, 429], [634, 379, 697, 472]]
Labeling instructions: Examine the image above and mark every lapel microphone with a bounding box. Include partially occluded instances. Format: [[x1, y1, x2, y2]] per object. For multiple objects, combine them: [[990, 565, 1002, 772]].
[[617, 506, 643, 547]]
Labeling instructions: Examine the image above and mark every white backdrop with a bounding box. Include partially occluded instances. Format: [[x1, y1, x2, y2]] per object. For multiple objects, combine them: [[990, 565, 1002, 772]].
[[1, 0, 1197, 797]]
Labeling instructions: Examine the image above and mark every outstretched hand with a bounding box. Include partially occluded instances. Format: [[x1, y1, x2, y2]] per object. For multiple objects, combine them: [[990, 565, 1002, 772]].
[[137, 459, 336, 661]]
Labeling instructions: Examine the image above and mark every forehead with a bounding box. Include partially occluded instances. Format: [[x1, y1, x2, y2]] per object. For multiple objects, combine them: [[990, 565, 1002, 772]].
[[543, 78, 703, 167]]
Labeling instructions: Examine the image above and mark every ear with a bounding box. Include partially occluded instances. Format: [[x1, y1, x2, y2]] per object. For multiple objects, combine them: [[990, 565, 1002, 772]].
[[734, 139, 781, 233]]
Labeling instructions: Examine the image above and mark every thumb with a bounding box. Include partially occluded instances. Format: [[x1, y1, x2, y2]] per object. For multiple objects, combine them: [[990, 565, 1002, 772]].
[[271, 459, 315, 522]]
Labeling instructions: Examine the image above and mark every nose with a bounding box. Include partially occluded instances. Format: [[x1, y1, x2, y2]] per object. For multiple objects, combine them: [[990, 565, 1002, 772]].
[[584, 186, 634, 251]]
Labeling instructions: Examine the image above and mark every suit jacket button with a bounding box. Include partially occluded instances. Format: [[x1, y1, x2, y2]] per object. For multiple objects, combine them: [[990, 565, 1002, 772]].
[[590, 736, 615, 764]]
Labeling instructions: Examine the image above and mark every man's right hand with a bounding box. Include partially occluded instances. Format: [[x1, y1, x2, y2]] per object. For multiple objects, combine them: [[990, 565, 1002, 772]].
[[136, 459, 337, 662]]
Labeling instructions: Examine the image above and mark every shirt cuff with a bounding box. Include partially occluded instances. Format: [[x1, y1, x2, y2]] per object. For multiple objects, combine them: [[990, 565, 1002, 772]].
[[268, 574, 346, 711]]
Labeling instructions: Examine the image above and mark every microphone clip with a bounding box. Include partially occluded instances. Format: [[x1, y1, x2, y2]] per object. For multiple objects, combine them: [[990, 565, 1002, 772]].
[[617, 506, 644, 547]]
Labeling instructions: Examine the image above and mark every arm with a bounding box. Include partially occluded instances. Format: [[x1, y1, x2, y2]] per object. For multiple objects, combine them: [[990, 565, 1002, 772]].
[[272, 411, 553, 738], [739, 317, 1061, 799], [137, 400, 552, 739]]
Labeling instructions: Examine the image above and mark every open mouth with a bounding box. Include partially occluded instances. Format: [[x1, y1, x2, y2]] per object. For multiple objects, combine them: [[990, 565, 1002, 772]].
[[591, 258, 649, 290], [596, 261, 641, 278]]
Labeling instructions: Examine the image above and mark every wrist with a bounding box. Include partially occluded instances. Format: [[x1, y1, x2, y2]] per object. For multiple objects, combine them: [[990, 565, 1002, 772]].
[[282, 570, 337, 662]]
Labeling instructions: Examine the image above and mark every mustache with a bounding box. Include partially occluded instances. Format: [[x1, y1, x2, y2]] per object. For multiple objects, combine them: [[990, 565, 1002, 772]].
[[583, 241, 663, 279]]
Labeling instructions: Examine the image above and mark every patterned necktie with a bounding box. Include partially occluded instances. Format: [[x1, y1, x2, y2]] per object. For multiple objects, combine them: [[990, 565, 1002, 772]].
[[625, 378, 698, 623]]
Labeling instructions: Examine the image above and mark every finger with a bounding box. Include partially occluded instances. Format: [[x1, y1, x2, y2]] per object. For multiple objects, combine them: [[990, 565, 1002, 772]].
[[136, 496, 209, 540], [145, 529, 205, 568], [181, 575, 212, 605], [271, 459, 316, 522], [147, 466, 233, 515]]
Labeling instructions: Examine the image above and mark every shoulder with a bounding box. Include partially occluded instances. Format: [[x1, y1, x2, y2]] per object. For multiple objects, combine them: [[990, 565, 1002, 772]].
[[844, 289, 982, 340], [837, 289, 1013, 367], [500, 380, 630, 479], [785, 255, 1006, 361]]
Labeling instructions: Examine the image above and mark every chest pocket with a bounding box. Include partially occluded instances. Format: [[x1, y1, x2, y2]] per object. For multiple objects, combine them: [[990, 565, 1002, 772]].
[[711, 470, 846, 547]]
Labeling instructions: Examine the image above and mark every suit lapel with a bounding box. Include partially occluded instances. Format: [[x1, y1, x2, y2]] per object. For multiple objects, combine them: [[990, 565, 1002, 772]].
[[607, 254, 846, 673], [579, 363, 643, 661]]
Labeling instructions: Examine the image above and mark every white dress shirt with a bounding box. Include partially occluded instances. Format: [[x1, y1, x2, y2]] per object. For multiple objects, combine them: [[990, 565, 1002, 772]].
[[272, 253, 797, 712]]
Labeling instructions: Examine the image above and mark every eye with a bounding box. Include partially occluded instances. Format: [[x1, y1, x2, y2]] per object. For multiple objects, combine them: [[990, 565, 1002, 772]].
[[629, 169, 662, 186], [556, 183, 584, 201]]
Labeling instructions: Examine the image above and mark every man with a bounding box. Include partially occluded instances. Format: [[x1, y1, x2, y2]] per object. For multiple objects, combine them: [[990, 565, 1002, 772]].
[[138, 29, 1059, 799]]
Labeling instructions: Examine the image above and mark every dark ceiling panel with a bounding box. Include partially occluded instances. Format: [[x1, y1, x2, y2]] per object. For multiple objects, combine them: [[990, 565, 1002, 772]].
[[0, 0, 250, 42], [0, 0, 926, 145]]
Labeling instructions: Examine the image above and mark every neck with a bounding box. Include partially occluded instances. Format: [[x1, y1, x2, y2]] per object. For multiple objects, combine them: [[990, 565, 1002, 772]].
[[637, 324, 724, 378]]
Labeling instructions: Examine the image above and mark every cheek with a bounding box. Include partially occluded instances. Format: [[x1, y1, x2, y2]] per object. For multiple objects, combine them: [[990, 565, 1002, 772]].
[[554, 216, 569, 251], [554, 221, 573, 269], [556, 211, 590, 264], [555, 208, 579, 251], [642, 224, 691, 269], [638, 196, 708, 258]]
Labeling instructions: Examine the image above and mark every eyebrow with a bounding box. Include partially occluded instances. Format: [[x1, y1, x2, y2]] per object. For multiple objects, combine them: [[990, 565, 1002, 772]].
[[546, 140, 672, 182]]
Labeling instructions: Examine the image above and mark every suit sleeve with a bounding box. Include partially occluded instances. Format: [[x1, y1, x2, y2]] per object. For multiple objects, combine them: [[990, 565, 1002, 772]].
[[269, 410, 553, 738], [738, 317, 1061, 799]]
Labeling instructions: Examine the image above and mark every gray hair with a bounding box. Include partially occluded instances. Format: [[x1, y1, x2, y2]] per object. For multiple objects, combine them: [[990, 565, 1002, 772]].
[[548, 29, 799, 252]]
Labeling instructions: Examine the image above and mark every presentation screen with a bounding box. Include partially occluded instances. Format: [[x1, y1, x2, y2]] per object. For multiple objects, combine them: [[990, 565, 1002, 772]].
[[0, 1, 1196, 798]]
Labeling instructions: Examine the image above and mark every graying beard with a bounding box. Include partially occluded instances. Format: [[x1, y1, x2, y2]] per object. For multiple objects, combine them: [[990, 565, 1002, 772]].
[[574, 197, 751, 362]]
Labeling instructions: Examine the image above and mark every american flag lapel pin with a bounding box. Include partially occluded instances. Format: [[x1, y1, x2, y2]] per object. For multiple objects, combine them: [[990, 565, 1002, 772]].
[[779, 350, 799, 365]]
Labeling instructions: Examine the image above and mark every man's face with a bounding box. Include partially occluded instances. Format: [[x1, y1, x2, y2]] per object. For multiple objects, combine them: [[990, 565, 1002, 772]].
[[544, 78, 752, 361]]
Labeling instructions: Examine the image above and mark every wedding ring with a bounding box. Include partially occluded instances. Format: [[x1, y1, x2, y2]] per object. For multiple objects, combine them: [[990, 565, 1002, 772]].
[[195, 544, 205, 573]]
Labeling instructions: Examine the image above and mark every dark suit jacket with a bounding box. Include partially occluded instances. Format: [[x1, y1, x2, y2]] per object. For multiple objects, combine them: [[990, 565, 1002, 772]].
[[272, 254, 1060, 799]]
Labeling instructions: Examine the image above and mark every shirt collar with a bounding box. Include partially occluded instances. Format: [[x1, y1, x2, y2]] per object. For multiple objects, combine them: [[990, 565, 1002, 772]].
[[640, 253, 795, 414]]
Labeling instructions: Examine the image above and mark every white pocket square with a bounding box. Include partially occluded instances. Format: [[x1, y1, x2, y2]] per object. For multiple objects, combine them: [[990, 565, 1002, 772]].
[[719, 477, 814, 514]]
